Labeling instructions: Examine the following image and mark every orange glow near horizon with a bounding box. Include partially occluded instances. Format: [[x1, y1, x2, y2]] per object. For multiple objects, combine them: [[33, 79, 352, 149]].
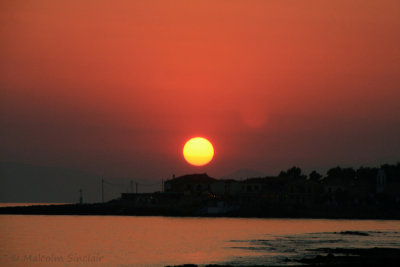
[[0, 0, 399, 178], [183, 137, 214, 166]]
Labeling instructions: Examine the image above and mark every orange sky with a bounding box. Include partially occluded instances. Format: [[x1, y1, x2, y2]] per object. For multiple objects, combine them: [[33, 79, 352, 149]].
[[1, 0, 399, 179]]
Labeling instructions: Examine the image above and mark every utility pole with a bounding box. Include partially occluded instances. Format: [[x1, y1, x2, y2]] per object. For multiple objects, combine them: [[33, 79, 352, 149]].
[[102, 178, 104, 203], [79, 189, 83, 205], [130, 180, 134, 193]]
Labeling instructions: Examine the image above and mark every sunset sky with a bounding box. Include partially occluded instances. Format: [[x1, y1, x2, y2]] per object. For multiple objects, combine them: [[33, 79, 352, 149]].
[[1, 0, 399, 181]]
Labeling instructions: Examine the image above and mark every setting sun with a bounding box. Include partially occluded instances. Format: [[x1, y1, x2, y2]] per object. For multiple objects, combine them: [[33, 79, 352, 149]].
[[183, 137, 214, 166]]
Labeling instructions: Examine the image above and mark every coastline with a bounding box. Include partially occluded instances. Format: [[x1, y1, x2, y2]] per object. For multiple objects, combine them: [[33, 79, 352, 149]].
[[1, 202, 400, 220]]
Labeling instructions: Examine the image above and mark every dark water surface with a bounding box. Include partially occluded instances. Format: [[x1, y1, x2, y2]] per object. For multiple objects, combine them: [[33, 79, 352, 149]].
[[1, 213, 399, 266]]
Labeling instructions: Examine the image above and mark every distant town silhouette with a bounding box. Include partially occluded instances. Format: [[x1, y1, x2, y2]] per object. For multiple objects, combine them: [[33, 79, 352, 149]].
[[1, 163, 399, 219]]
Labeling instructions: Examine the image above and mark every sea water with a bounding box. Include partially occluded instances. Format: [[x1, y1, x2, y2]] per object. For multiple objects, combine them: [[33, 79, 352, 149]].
[[1, 213, 399, 266]]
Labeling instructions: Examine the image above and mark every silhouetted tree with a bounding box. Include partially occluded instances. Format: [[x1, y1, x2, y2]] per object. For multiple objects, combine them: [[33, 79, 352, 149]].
[[342, 168, 356, 180], [381, 163, 400, 182], [279, 166, 306, 179], [327, 166, 342, 178], [309, 170, 322, 182], [356, 166, 378, 182], [278, 170, 286, 177], [326, 166, 355, 180], [335, 188, 350, 206]]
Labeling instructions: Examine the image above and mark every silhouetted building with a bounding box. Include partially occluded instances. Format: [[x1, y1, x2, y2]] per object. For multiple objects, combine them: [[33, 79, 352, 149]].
[[210, 179, 242, 196], [242, 177, 266, 195], [164, 173, 216, 195]]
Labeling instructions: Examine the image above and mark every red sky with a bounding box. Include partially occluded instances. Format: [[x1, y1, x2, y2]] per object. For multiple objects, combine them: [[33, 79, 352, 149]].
[[1, 0, 399, 180]]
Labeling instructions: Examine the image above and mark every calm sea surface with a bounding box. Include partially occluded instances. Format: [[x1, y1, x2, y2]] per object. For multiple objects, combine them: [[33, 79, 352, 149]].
[[1, 209, 399, 266]]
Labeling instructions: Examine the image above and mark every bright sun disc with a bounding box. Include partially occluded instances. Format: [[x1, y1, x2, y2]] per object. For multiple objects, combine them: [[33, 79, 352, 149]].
[[183, 137, 214, 166]]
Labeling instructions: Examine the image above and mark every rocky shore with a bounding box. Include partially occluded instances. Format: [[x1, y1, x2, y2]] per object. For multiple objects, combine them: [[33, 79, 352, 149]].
[[166, 247, 400, 267]]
